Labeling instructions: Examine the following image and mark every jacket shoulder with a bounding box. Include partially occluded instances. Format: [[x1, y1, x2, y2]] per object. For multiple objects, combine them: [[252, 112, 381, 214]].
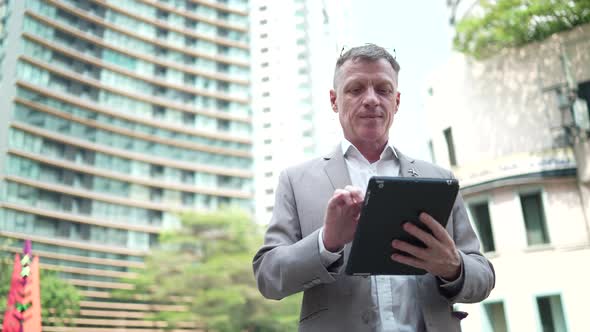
[[282, 156, 327, 180], [408, 156, 454, 179]]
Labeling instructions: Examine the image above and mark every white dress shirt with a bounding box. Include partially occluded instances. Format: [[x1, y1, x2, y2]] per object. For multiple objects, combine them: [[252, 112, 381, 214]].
[[318, 140, 424, 331]]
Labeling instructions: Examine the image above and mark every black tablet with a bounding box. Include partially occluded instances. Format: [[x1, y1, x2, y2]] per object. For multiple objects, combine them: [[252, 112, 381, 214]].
[[345, 176, 459, 276]]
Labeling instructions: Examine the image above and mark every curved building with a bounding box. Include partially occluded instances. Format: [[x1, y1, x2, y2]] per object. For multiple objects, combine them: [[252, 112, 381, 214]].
[[0, 0, 251, 330], [425, 24, 590, 331]]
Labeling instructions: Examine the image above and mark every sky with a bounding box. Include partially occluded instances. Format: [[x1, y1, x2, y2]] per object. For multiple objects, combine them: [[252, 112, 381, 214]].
[[347, 0, 455, 161]]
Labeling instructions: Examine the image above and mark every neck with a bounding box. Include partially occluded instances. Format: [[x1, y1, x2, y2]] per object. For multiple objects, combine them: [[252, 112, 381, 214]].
[[351, 140, 388, 163]]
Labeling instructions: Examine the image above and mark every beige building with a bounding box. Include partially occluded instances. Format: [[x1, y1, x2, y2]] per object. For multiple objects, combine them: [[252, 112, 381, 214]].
[[425, 24, 590, 331]]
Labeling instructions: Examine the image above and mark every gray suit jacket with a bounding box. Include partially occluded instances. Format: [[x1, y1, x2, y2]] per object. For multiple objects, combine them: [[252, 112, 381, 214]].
[[253, 146, 495, 332]]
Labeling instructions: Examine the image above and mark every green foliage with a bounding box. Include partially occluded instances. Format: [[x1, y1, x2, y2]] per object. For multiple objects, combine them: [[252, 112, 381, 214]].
[[0, 240, 81, 326], [453, 0, 590, 59], [40, 270, 81, 326], [0, 244, 12, 315], [116, 209, 301, 332]]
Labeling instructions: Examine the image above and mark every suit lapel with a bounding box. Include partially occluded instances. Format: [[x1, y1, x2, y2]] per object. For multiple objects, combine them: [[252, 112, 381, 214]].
[[323, 145, 352, 190], [396, 148, 419, 178]]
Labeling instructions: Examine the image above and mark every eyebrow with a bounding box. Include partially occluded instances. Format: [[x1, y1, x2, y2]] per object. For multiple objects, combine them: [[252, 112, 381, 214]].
[[344, 78, 394, 87]]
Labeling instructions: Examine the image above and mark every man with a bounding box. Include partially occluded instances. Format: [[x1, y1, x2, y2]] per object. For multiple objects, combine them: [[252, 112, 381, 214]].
[[253, 44, 495, 332]]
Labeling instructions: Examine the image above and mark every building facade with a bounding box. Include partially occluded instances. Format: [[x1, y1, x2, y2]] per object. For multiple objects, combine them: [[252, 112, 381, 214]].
[[425, 24, 590, 332], [250, 0, 348, 224], [0, 0, 251, 330]]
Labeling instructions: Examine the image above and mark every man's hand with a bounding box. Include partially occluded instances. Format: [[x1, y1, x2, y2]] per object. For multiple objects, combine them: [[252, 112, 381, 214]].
[[391, 212, 461, 280], [322, 185, 364, 252]]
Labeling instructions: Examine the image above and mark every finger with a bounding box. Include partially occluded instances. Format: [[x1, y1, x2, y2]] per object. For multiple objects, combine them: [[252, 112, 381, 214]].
[[332, 189, 355, 206], [353, 211, 361, 223], [343, 201, 362, 220], [419, 213, 453, 245], [343, 185, 362, 193], [352, 204, 362, 221], [344, 185, 364, 203], [392, 240, 429, 260], [403, 222, 437, 248], [391, 252, 426, 270]]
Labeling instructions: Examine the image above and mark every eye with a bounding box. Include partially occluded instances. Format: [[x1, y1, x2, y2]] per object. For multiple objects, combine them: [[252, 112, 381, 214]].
[[377, 87, 392, 95], [347, 86, 363, 95]]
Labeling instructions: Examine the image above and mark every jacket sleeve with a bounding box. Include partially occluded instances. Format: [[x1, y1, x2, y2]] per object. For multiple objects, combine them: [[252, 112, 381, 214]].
[[252, 169, 338, 300]]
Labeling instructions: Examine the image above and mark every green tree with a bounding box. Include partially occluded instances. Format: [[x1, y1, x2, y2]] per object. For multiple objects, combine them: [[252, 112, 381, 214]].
[[0, 240, 81, 326], [39, 271, 81, 326], [453, 0, 590, 59], [116, 209, 301, 332]]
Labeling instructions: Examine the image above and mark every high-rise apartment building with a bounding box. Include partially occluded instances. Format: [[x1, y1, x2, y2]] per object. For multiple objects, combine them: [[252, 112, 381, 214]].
[[250, 0, 349, 224], [0, 0, 251, 329]]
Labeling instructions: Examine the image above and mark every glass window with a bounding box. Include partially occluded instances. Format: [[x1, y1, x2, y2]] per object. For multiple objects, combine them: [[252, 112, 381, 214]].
[[443, 127, 457, 166], [156, 8, 169, 20], [469, 201, 496, 252], [150, 187, 163, 202], [482, 301, 509, 332], [536, 294, 568, 332], [428, 140, 436, 164], [181, 192, 195, 206], [102, 49, 137, 70], [217, 119, 230, 131], [178, 170, 193, 185], [520, 192, 550, 245], [148, 210, 162, 225]]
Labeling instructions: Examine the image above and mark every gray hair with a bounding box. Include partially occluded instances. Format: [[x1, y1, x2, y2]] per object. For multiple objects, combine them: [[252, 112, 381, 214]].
[[333, 44, 400, 87]]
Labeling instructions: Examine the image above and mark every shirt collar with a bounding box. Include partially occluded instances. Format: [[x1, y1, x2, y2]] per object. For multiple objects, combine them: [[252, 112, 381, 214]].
[[340, 139, 399, 161]]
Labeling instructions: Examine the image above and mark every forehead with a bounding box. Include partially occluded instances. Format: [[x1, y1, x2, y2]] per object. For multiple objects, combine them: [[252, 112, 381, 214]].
[[337, 58, 398, 86]]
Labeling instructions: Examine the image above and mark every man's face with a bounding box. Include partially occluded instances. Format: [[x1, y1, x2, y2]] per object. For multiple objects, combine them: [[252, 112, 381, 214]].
[[330, 58, 400, 148]]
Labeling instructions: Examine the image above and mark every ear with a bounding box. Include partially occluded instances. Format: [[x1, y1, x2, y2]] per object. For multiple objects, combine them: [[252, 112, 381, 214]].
[[329, 89, 338, 113], [394, 91, 401, 113]]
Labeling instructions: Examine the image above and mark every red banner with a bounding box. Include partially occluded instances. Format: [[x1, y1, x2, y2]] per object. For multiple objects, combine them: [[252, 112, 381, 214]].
[[2, 241, 43, 332]]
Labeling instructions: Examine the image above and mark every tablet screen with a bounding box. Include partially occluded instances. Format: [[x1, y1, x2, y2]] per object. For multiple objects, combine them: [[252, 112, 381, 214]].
[[345, 176, 459, 275]]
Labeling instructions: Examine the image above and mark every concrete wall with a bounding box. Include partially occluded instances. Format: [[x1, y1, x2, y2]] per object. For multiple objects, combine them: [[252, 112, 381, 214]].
[[426, 24, 590, 169]]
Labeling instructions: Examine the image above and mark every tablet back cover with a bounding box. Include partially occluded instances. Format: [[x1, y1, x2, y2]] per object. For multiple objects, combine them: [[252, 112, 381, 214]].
[[345, 176, 459, 275]]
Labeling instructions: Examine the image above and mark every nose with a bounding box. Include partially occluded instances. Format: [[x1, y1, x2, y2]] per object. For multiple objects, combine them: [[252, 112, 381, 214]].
[[362, 86, 379, 109]]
